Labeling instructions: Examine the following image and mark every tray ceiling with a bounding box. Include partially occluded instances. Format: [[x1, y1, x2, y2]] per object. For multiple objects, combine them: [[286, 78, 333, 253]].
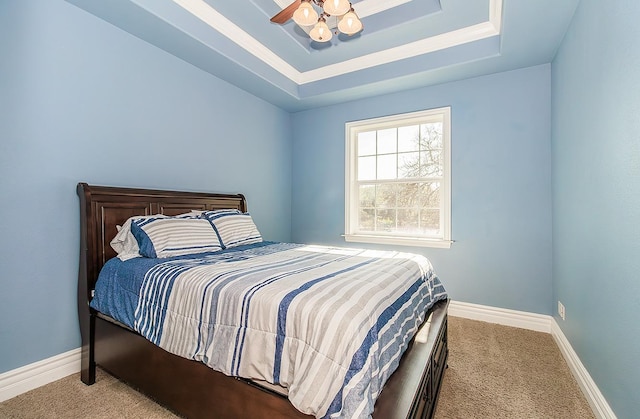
[[65, 0, 579, 111]]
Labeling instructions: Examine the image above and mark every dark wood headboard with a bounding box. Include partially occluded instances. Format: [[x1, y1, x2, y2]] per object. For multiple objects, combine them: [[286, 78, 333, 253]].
[[77, 183, 247, 303], [76, 182, 247, 384]]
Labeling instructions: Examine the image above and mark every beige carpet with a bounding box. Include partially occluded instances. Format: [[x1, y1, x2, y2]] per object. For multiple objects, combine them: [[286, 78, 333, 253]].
[[0, 317, 594, 418], [434, 318, 594, 419]]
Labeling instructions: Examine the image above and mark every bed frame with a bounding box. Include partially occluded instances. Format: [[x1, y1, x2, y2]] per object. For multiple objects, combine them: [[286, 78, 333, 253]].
[[77, 182, 449, 419]]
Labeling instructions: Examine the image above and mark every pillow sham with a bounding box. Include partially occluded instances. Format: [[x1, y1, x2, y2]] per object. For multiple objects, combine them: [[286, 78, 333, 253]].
[[111, 214, 168, 261], [202, 210, 262, 249], [131, 215, 222, 258]]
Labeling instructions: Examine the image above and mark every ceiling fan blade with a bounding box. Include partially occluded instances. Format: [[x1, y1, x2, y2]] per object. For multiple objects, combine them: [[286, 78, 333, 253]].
[[270, 0, 302, 24]]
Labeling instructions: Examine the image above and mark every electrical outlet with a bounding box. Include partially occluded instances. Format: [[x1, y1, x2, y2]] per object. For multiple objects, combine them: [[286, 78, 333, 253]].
[[558, 301, 566, 320]]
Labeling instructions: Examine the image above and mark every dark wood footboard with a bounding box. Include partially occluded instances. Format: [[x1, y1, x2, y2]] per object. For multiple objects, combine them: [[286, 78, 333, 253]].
[[374, 300, 448, 419], [91, 300, 448, 419], [94, 315, 312, 418]]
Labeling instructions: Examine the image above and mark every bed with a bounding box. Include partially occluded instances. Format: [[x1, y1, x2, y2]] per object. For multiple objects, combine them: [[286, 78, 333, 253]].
[[77, 182, 449, 419]]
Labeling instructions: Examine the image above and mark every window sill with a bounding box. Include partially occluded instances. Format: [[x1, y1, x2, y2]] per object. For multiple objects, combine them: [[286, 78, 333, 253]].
[[343, 234, 453, 249]]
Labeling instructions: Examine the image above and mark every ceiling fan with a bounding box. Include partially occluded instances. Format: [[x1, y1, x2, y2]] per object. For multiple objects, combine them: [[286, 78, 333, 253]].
[[270, 0, 363, 43]]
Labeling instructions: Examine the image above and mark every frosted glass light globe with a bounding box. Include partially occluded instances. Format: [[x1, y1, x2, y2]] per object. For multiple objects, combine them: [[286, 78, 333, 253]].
[[293, 2, 318, 27], [323, 0, 350, 16], [310, 18, 332, 42], [338, 10, 362, 35]]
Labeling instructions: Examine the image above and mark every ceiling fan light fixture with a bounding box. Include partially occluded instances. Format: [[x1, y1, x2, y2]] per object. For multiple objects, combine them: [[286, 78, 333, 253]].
[[337, 9, 362, 35], [309, 17, 332, 42], [271, 0, 363, 45], [292, 1, 318, 27], [322, 0, 350, 16]]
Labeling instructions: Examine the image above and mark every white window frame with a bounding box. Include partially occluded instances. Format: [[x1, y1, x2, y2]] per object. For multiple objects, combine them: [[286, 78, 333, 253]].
[[344, 107, 452, 248]]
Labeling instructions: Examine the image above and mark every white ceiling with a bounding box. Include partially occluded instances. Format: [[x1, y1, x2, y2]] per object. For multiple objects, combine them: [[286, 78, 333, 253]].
[[65, 0, 580, 111]]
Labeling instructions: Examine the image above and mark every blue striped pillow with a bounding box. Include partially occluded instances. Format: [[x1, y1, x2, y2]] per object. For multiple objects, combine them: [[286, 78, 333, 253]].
[[131, 215, 222, 258], [202, 210, 262, 249]]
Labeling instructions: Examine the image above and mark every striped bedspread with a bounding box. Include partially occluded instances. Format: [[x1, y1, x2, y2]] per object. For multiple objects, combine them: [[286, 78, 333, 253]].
[[91, 242, 447, 418]]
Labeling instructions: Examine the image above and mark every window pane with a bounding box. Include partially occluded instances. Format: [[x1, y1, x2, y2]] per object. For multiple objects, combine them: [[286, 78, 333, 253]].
[[397, 209, 419, 231], [358, 131, 377, 156], [376, 209, 396, 231], [375, 184, 397, 209], [397, 183, 420, 208], [420, 209, 440, 232], [358, 156, 376, 181], [419, 182, 441, 208], [421, 123, 443, 150], [398, 152, 420, 178], [359, 185, 375, 207], [377, 128, 397, 154], [377, 154, 397, 180], [420, 150, 443, 177], [398, 125, 420, 152], [359, 208, 375, 230]]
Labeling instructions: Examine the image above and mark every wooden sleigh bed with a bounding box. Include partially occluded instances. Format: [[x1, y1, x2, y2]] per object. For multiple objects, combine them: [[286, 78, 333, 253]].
[[77, 182, 449, 419]]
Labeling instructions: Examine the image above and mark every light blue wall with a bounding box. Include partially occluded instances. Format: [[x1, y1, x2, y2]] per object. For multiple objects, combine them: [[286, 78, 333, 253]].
[[551, 0, 640, 417], [7, 2, 634, 416], [291, 65, 553, 315], [0, 0, 292, 374]]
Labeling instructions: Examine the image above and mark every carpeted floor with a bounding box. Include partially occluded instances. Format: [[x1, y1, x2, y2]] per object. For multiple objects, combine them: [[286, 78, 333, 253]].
[[434, 317, 594, 418], [0, 316, 594, 418]]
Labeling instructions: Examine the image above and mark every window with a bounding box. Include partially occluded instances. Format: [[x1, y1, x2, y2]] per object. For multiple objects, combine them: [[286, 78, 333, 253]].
[[345, 107, 451, 248]]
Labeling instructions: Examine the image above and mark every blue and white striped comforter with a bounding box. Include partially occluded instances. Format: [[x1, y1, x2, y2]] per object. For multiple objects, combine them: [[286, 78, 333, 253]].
[[91, 242, 447, 418]]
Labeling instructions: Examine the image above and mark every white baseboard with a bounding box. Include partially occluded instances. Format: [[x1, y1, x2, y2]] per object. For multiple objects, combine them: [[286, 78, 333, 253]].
[[550, 321, 617, 419], [0, 302, 617, 419], [0, 348, 81, 402], [449, 300, 553, 333], [448, 300, 616, 419]]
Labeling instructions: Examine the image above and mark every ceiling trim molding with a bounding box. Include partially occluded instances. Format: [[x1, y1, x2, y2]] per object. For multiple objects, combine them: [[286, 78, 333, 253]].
[[172, 0, 503, 86], [300, 21, 499, 84], [352, 0, 413, 19], [172, 0, 301, 80], [490, 0, 503, 31]]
